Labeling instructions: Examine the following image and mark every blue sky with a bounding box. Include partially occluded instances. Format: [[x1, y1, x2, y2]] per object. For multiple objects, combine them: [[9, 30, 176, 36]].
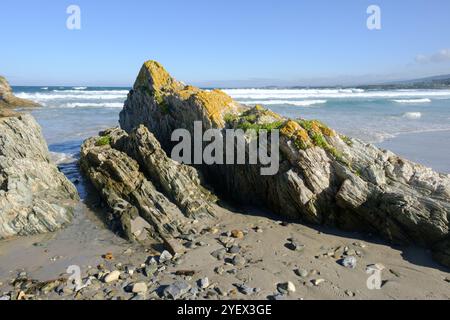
[[1, 0, 450, 86]]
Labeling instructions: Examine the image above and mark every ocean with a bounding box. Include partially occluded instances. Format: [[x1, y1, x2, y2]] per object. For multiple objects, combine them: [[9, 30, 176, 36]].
[[13, 86, 450, 198]]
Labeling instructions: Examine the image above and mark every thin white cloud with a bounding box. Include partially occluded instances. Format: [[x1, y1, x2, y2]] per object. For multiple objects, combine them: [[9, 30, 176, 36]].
[[416, 49, 450, 64]]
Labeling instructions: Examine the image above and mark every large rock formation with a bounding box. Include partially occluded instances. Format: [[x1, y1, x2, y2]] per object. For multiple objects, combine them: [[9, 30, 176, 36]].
[[0, 76, 39, 109], [80, 126, 216, 246], [0, 113, 79, 239], [116, 61, 450, 267]]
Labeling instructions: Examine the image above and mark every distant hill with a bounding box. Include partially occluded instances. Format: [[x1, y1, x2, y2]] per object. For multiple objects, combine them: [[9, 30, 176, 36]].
[[359, 74, 450, 90]]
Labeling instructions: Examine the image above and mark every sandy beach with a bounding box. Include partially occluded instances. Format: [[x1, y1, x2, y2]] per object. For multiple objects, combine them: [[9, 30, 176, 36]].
[[1, 200, 449, 300]]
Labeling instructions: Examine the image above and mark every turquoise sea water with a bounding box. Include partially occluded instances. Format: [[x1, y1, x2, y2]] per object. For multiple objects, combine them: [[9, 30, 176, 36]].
[[12, 86, 450, 193]]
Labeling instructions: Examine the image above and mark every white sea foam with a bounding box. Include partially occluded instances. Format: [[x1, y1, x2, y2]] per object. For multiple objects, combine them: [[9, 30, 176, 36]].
[[73, 86, 87, 90], [393, 98, 431, 104], [61, 102, 124, 108], [51, 89, 129, 94], [50, 152, 77, 165], [403, 112, 422, 119], [41, 87, 48, 90], [224, 88, 450, 100], [239, 99, 327, 106], [15, 92, 127, 101]]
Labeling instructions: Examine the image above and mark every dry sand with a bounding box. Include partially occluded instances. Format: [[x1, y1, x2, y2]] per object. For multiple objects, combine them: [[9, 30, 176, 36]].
[[1, 202, 449, 300]]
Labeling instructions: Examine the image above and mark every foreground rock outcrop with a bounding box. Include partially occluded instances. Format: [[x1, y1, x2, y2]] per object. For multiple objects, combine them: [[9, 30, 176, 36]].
[[0, 113, 79, 239], [80, 125, 216, 247], [0, 76, 39, 109], [85, 60, 450, 267]]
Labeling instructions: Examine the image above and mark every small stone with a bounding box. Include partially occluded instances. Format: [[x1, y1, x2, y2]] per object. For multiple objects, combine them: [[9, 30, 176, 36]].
[[444, 277, 450, 283], [103, 252, 114, 260], [232, 255, 246, 266], [159, 250, 173, 263], [228, 245, 240, 254], [125, 265, 135, 276], [144, 264, 158, 277], [104, 270, 121, 283], [270, 293, 286, 300], [0, 295, 10, 301], [198, 277, 209, 289], [341, 256, 357, 269], [295, 269, 309, 278], [214, 266, 224, 275], [345, 290, 355, 297], [185, 242, 197, 249], [254, 226, 263, 233], [175, 270, 196, 277], [132, 282, 148, 294], [209, 227, 219, 234], [286, 240, 305, 252], [211, 248, 227, 260], [163, 281, 191, 300], [312, 279, 325, 286], [231, 230, 244, 239], [236, 284, 258, 295], [277, 281, 296, 294]]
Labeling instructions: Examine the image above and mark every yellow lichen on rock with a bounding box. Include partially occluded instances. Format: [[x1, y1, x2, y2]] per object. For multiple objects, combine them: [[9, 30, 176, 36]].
[[134, 60, 180, 92], [280, 120, 312, 149], [191, 89, 236, 126], [177, 85, 201, 100], [311, 120, 336, 137]]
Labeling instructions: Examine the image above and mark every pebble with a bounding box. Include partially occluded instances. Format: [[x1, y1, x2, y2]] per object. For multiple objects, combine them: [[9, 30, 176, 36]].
[[228, 245, 241, 254], [231, 230, 244, 239], [232, 255, 246, 266], [144, 264, 158, 277], [312, 279, 325, 286], [211, 248, 227, 260], [254, 226, 263, 233], [163, 281, 191, 300], [124, 265, 135, 276], [175, 270, 196, 277], [287, 240, 305, 252], [103, 252, 114, 260], [270, 293, 286, 300], [236, 284, 260, 295], [198, 277, 210, 289], [277, 281, 296, 294], [341, 256, 357, 269], [159, 250, 173, 263], [208, 227, 219, 234], [132, 282, 148, 294], [0, 295, 10, 301], [214, 266, 224, 275], [345, 290, 355, 297], [104, 270, 121, 283], [444, 277, 450, 283], [295, 269, 309, 278]]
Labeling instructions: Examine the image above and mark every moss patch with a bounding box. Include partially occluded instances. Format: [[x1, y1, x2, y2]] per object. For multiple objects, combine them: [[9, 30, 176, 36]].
[[95, 135, 111, 147]]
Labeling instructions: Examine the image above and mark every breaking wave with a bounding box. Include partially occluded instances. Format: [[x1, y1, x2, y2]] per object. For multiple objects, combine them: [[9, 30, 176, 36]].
[[239, 99, 327, 107]]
